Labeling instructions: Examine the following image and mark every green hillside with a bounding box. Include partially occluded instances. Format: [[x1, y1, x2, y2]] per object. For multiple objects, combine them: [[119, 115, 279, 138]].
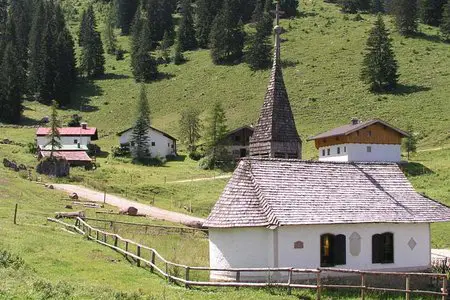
[[17, 0, 450, 158]]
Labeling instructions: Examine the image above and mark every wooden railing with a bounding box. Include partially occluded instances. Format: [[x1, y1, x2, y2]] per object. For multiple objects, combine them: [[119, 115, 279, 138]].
[[48, 217, 448, 300]]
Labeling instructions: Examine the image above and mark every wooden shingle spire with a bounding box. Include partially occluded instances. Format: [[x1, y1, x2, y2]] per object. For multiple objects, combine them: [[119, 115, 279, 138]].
[[249, 2, 302, 159]]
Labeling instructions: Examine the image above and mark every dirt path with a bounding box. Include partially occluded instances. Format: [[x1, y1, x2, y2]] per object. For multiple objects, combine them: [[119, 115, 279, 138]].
[[167, 174, 231, 184], [52, 184, 205, 228]]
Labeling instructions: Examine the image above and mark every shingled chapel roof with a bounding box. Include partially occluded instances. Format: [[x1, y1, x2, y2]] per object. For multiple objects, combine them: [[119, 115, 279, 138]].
[[204, 158, 450, 228], [249, 24, 301, 158]]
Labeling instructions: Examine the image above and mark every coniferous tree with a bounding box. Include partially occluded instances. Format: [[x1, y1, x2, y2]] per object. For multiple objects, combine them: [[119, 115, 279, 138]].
[[0, 0, 7, 45], [441, 0, 450, 41], [47, 100, 62, 157], [361, 14, 399, 92], [420, 0, 446, 26], [0, 42, 23, 124], [104, 3, 118, 55], [79, 5, 105, 78], [177, 0, 197, 51], [371, 0, 385, 13], [160, 30, 172, 62], [393, 0, 418, 35], [280, 0, 299, 17], [246, 16, 272, 70], [116, 0, 138, 35], [28, 0, 47, 100], [195, 0, 221, 48], [132, 85, 151, 161], [339, 0, 359, 13], [8, 0, 31, 74], [209, 0, 245, 64], [204, 101, 228, 168], [54, 27, 77, 106], [252, 0, 264, 22], [131, 14, 158, 82], [173, 38, 185, 64]]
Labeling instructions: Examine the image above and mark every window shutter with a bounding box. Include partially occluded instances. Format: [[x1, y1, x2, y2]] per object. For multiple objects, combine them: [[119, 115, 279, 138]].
[[372, 234, 382, 263], [334, 234, 346, 265], [383, 233, 394, 263]]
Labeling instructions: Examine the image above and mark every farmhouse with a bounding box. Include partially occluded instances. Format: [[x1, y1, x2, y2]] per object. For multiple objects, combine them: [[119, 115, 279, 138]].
[[36, 123, 98, 148], [220, 126, 254, 160], [36, 123, 98, 165], [117, 126, 177, 158], [308, 119, 409, 162], [204, 22, 450, 282]]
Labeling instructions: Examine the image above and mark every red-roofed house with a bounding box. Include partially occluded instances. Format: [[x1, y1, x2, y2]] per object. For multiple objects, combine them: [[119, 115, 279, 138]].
[[36, 123, 98, 166], [36, 122, 98, 149]]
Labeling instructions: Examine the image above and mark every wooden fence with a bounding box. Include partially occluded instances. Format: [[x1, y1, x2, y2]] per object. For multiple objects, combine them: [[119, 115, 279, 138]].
[[83, 217, 208, 237], [48, 217, 448, 300]]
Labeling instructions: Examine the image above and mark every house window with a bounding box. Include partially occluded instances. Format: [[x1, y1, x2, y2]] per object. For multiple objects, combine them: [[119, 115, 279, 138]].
[[171, 144, 174, 149], [235, 136, 241, 142], [322, 149, 326, 156], [368, 130, 372, 137], [344, 146, 347, 153], [168, 143, 170, 147], [74, 139, 78, 144], [320, 234, 346, 267], [337, 147, 341, 154], [151, 142, 156, 146], [367, 146, 372, 153], [327, 148, 330, 156], [372, 232, 394, 264], [356, 131, 360, 136]]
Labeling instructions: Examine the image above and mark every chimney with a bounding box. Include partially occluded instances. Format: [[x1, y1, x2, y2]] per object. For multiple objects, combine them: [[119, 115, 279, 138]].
[[81, 122, 87, 129], [351, 118, 359, 125]]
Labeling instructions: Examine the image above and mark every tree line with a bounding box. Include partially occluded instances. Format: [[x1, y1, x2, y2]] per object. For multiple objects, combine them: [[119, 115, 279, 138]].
[[0, 0, 76, 124]]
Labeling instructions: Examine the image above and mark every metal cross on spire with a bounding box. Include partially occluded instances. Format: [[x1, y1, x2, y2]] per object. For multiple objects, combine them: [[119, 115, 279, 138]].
[[273, 1, 283, 62]]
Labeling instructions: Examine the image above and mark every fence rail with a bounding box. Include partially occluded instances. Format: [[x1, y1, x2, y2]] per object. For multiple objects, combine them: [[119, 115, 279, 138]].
[[48, 217, 448, 300]]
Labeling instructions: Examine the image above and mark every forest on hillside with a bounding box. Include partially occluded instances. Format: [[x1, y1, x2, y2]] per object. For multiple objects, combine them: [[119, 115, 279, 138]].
[[0, 0, 449, 126]]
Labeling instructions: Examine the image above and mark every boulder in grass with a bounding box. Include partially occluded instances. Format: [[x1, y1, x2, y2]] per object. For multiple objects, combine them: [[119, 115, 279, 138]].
[[127, 206, 138, 216], [69, 193, 79, 200]]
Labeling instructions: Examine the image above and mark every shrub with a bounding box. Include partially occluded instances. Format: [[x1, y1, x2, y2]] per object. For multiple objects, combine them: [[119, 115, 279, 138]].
[[87, 144, 101, 156], [188, 150, 203, 161], [27, 142, 38, 154], [111, 146, 130, 158], [0, 249, 25, 270]]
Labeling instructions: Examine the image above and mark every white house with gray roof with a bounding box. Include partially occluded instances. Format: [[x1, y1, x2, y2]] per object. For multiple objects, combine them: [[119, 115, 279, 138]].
[[204, 16, 450, 282]]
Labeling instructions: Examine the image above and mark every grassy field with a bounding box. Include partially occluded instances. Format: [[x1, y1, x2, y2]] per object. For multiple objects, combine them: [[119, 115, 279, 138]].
[[0, 167, 442, 299]]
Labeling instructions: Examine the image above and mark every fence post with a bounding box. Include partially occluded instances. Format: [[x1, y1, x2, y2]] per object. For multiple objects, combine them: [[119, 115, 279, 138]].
[[137, 245, 141, 267], [14, 203, 18, 224], [96, 230, 99, 241], [287, 268, 293, 295], [442, 276, 448, 300], [405, 275, 410, 300], [316, 271, 321, 300], [125, 241, 129, 259], [236, 271, 241, 290], [114, 236, 118, 247], [150, 251, 155, 273], [361, 273, 366, 300], [185, 266, 190, 289], [103, 232, 107, 243], [166, 262, 170, 282]]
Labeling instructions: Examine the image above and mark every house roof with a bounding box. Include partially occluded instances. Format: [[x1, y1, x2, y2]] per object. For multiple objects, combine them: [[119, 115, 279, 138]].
[[204, 158, 450, 228], [224, 125, 254, 138], [249, 26, 301, 157], [39, 145, 89, 151], [39, 150, 92, 162], [307, 119, 409, 141], [36, 127, 98, 140], [117, 126, 177, 141]]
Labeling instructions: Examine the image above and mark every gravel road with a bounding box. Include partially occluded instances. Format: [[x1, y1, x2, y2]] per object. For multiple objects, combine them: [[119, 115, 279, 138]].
[[52, 184, 205, 228]]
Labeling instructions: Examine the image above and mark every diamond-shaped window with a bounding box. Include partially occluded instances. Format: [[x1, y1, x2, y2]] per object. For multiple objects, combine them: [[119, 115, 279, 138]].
[[408, 238, 417, 250]]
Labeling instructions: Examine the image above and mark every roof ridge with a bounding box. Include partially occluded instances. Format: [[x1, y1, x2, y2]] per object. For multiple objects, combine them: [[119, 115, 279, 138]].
[[242, 157, 399, 165], [247, 160, 280, 226]]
